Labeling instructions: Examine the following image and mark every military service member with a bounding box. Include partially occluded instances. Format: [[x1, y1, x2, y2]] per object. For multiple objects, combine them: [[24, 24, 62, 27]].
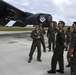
[[65, 27, 72, 67], [28, 25, 42, 63], [65, 27, 72, 51], [47, 21, 56, 52], [67, 22, 76, 75], [39, 23, 46, 52], [47, 21, 67, 74]]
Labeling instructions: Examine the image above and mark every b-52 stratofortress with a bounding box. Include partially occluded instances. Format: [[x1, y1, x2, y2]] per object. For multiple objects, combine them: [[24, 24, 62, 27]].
[[0, 0, 53, 27]]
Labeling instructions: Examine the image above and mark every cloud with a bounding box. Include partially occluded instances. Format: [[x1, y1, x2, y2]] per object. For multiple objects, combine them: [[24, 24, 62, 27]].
[[3, 0, 76, 26]]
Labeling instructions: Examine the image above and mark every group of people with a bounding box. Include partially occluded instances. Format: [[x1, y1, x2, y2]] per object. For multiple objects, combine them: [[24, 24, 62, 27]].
[[28, 21, 76, 75]]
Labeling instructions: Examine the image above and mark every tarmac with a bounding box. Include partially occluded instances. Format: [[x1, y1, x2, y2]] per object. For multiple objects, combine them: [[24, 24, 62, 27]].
[[0, 31, 70, 75]]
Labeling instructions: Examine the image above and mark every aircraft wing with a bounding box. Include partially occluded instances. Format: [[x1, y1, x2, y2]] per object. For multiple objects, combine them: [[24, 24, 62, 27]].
[[0, 0, 52, 27]]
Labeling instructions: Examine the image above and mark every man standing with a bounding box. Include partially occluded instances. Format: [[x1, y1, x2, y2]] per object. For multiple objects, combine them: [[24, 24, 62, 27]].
[[28, 25, 42, 63], [47, 21, 56, 52], [47, 21, 67, 74], [67, 22, 76, 75], [39, 23, 46, 52], [65, 27, 72, 51], [65, 27, 72, 67]]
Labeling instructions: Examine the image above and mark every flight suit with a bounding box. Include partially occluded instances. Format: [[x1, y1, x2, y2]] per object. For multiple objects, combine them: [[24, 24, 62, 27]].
[[40, 28, 46, 52], [70, 30, 76, 75], [29, 30, 42, 61], [51, 28, 66, 72], [47, 27, 56, 51]]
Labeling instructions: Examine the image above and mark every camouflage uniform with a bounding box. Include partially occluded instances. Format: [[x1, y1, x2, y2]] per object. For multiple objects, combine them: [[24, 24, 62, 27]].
[[66, 29, 72, 67], [70, 30, 76, 75], [66, 30, 72, 44], [28, 29, 42, 62], [65, 28, 72, 51]]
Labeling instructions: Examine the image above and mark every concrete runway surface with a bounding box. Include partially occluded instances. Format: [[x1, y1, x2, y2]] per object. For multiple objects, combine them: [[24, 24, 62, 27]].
[[0, 31, 70, 75]]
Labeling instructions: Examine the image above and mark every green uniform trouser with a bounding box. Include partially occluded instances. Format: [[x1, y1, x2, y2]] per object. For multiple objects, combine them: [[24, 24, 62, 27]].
[[29, 39, 41, 60], [51, 44, 64, 71], [49, 38, 55, 51], [40, 36, 46, 51]]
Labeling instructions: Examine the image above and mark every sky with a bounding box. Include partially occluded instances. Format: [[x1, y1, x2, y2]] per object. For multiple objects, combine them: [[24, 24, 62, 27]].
[[4, 0, 76, 26]]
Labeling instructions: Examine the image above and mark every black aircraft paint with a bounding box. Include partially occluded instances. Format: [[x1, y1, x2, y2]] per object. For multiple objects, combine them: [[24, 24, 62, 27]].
[[0, 0, 52, 27]]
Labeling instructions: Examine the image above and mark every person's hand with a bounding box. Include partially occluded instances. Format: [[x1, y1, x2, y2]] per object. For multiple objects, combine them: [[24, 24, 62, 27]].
[[37, 36, 40, 38], [36, 36, 40, 39]]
